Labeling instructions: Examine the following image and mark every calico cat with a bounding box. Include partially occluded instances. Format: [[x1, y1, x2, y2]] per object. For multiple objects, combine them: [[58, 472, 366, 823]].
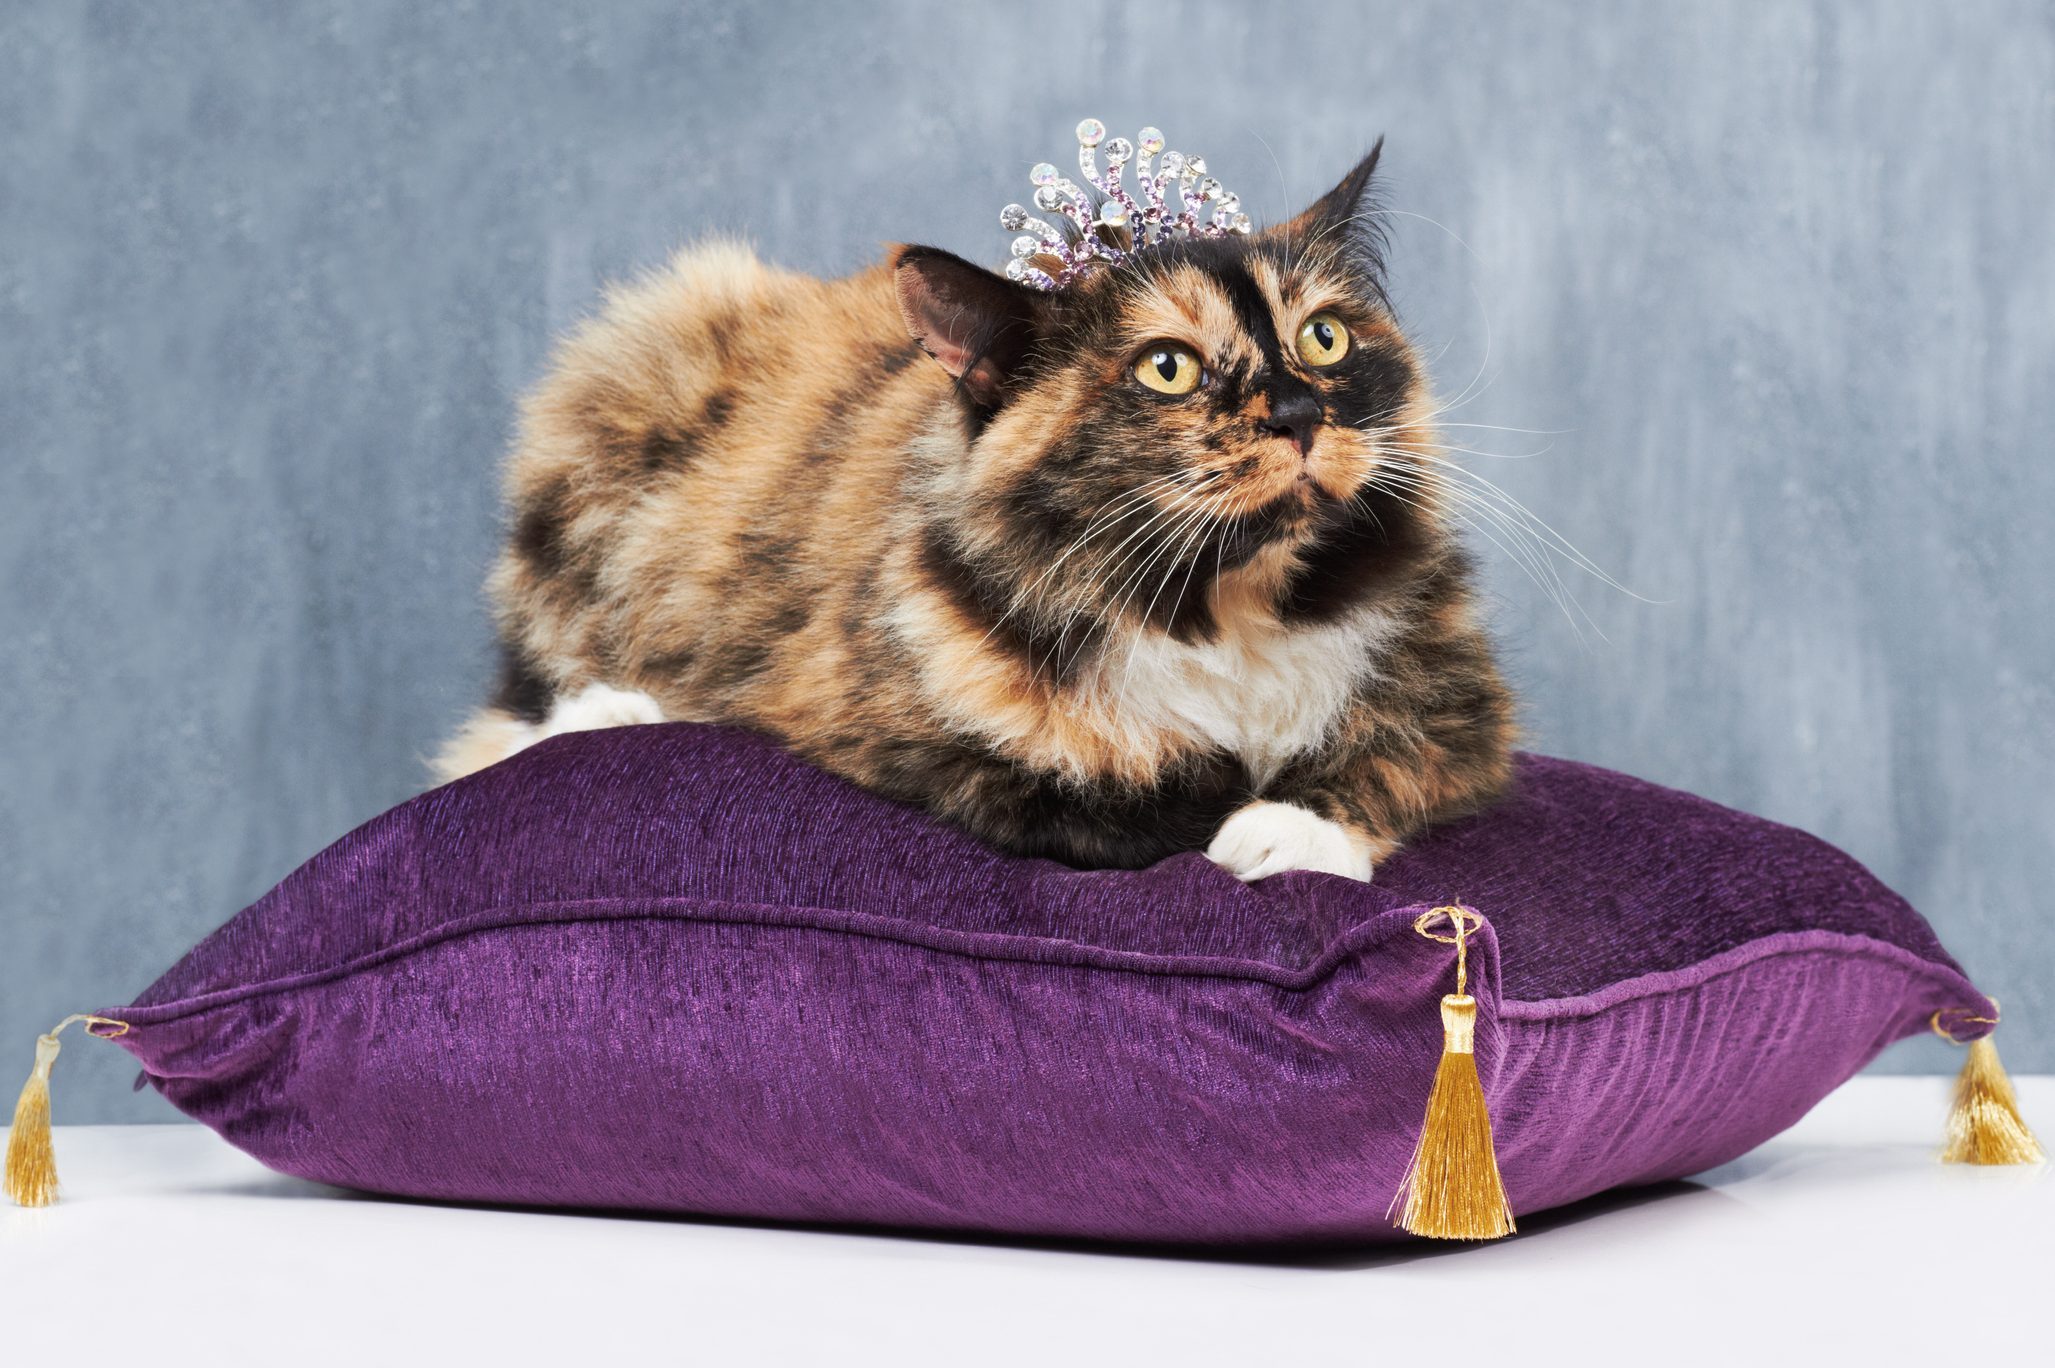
[[436, 136, 1516, 879]]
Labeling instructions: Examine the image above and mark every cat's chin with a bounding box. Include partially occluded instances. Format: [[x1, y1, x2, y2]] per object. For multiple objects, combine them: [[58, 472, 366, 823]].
[[1234, 482, 1329, 534], [1259, 468, 1359, 516], [1236, 479, 1359, 547]]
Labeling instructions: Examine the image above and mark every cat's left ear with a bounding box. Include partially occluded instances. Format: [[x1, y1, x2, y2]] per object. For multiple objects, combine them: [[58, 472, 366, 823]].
[[894, 245, 1051, 409], [1270, 137, 1386, 267]]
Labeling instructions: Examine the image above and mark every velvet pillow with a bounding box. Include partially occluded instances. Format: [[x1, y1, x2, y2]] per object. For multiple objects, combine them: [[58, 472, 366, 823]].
[[84, 723, 1997, 1244]]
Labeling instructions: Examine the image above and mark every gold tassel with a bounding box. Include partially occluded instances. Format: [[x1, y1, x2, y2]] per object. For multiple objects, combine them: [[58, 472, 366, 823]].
[[5, 1015, 131, 1208], [1934, 1010, 2044, 1166], [1390, 907, 1515, 1240]]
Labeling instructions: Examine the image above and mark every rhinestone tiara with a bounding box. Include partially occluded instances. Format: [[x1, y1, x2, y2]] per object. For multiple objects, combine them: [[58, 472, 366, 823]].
[[1000, 118, 1252, 291]]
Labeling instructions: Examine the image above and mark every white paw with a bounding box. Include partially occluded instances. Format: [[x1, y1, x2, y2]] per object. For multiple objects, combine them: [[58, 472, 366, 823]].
[[541, 683, 666, 739], [1206, 801, 1375, 882]]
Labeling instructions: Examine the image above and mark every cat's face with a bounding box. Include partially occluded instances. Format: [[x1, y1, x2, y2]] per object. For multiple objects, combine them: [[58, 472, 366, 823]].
[[898, 144, 1444, 650]]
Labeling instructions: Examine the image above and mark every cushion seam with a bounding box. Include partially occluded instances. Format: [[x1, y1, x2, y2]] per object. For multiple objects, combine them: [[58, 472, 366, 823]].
[[106, 899, 1977, 1029], [1498, 930, 1984, 1023], [109, 896, 1446, 1022]]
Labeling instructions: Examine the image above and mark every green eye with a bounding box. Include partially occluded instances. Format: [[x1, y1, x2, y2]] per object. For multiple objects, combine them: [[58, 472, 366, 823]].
[[1297, 311, 1350, 367], [1134, 343, 1203, 395]]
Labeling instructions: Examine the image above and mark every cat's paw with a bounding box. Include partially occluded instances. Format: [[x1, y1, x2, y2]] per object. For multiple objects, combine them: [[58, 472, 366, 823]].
[[1206, 801, 1375, 882], [541, 683, 666, 738]]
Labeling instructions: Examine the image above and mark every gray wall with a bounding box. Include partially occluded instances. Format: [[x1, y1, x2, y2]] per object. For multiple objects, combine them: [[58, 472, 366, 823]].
[[4, 0, 2050, 1121]]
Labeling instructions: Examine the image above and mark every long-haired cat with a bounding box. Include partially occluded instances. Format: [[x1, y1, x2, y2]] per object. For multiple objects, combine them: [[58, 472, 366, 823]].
[[436, 135, 1515, 879]]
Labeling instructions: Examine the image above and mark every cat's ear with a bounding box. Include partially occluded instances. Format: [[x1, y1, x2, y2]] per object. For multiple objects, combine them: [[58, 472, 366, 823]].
[[1271, 138, 1386, 268], [893, 245, 1050, 409]]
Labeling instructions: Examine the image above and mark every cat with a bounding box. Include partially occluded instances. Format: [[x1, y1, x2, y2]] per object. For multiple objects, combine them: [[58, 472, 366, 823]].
[[435, 139, 1516, 879]]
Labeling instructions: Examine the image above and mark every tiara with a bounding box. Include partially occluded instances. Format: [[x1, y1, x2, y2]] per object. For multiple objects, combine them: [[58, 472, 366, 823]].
[[999, 118, 1252, 291]]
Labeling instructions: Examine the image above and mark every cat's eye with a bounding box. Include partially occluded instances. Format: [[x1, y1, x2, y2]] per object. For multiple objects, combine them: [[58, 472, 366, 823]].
[[1296, 312, 1351, 367], [1133, 344, 1203, 396]]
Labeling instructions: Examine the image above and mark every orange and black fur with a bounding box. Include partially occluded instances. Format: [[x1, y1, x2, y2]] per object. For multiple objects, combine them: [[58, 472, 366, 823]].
[[437, 144, 1516, 878]]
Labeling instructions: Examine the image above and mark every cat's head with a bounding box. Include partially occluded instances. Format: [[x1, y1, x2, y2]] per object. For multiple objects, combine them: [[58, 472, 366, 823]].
[[895, 141, 1447, 652]]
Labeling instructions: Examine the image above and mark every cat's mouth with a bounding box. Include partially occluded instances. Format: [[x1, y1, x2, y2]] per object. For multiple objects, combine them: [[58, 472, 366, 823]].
[[1185, 443, 1391, 572], [1237, 432, 1366, 504], [1215, 456, 1406, 553], [1249, 460, 1353, 517]]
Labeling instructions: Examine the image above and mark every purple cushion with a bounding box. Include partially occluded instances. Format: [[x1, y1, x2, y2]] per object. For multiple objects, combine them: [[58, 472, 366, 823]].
[[104, 723, 1993, 1244]]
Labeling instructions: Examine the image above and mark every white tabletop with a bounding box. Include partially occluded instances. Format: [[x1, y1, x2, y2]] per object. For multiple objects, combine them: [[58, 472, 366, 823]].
[[4, 1076, 2048, 1365]]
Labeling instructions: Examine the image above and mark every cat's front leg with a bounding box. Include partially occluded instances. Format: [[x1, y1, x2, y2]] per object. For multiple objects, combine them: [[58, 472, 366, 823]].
[[541, 682, 667, 738], [430, 681, 667, 784], [1206, 739, 1509, 883], [1205, 801, 1385, 882], [1206, 675, 1515, 883]]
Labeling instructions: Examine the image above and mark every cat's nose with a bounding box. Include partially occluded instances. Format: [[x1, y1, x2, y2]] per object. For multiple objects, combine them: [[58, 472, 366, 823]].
[[1256, 393, 1323, 456]]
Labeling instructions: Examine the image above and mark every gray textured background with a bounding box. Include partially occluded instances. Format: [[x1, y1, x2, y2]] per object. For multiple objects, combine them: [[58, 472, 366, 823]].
[[4, 1, 2050, 1121]]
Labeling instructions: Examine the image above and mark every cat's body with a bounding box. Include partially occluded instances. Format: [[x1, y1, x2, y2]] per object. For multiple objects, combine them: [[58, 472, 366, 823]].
[[438, 146, 1516, 877]]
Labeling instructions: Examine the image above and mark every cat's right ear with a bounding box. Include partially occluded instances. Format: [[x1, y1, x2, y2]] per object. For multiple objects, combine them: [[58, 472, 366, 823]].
[[893, 246, 1049, 409], [1268, 138, 1387, 276]]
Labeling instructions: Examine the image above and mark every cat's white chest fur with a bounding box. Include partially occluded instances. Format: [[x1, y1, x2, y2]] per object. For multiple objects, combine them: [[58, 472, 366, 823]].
[[1086, 607, 1396, 788]]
